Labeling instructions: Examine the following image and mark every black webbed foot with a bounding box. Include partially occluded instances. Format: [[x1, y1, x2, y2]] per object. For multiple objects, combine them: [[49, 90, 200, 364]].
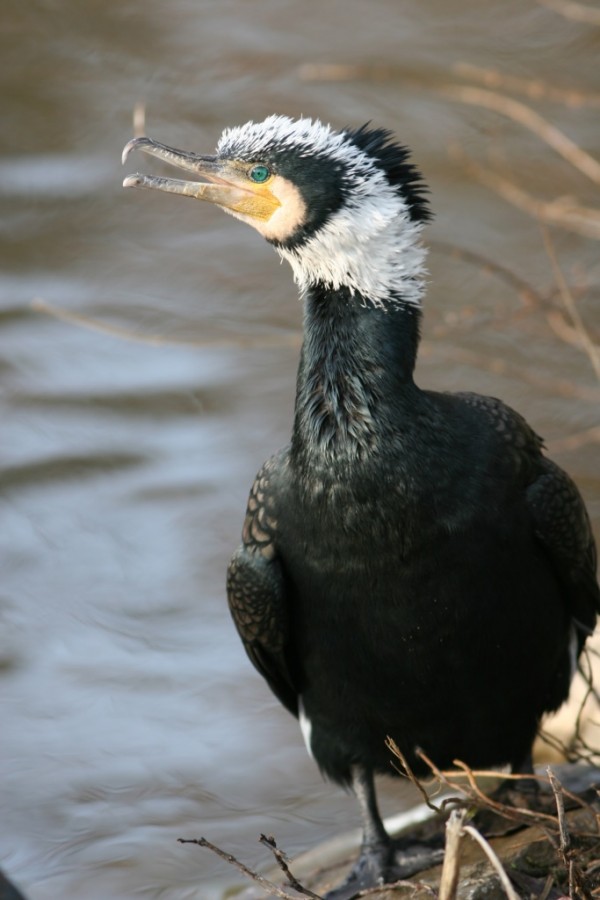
[[493, 753, 542, 813], [324, 837, 444, 900], [324, 839, 395, 900]]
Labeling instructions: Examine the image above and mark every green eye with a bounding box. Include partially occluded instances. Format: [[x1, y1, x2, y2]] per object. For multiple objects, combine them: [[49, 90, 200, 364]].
[[249, 164, 270, 183]]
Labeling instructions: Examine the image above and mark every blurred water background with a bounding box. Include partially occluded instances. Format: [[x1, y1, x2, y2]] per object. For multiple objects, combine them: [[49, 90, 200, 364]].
[[1, 0, 599, 897]]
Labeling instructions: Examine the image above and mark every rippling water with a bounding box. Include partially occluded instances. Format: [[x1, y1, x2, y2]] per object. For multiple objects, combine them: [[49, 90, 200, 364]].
[[2, 1, 599, 897]]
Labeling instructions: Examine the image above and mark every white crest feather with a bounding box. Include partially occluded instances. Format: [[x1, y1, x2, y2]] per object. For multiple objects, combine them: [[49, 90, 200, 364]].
[[218, 115, 348, 161]]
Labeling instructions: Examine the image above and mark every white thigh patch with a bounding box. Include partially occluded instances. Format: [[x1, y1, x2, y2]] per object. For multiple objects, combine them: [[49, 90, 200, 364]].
[[298, 698, 314, 760]]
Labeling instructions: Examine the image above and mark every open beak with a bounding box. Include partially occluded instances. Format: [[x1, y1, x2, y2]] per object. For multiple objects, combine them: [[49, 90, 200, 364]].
[[122, 136, 280, 221]]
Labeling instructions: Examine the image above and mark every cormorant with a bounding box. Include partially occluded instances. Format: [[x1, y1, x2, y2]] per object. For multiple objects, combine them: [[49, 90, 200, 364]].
[[123, 116, 599, 898]]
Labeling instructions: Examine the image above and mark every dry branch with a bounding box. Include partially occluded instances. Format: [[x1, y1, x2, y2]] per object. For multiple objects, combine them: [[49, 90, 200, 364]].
[[542, 228, 600, 380], [31, 298, 301, 351], [546, 424, 600, 454], [297, 63, 403, 83], [538, 653, 600, 767], [353, 881, 437, 898], [259, 834, 322, 900], [397, 748, 600, 837], [447, 149, 600, 240], [451, 62, 600, 109], [422, 341, 600, 403], [386, 737, 443, 813], [178, 836, 322, 899], [440, 85, 600, 186], [546, 767, 598, 900], [297, 61, 600, 110], [461, 824, 521, 900], [439, 809, 466, 900], [548, 768, 571, 853], [31, 298, 197, 347], [431, 240, 544, 309], [133, 101, 146, 137], [546, 310, 590, 349]]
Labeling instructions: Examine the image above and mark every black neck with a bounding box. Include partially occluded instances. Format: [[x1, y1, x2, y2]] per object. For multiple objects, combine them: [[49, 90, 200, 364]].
[[291, 283, 422, 461]]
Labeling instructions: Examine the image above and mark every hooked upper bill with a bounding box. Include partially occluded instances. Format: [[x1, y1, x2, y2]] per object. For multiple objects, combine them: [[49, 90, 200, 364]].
[[122, 135, 281, 221]]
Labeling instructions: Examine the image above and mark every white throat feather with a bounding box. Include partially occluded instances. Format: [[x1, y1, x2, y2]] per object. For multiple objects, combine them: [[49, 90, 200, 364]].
[[277, 195, 427, 309]]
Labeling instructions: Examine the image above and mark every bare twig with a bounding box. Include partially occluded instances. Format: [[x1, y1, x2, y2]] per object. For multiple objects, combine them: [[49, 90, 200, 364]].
[[546, 309, 589, 349], [450, 759, 560, 829], [31, 298, 301, 351], [32, 297, 199, 346], [447, 150, 600, 239], [546, 769, 598, 900], [353, 880, 437, 898], [260, 834, 322, 899], [451, 62, 600, 109], [568, 651, 600, 767], [537, 727, 584, 761], [431, 240, 544, 309], [411, 750, 455, 791], [422, 341, 600, 403], [574, 659, 597, 750], [538, 646, 600, 771], [538, 873, 556, 900], [546, 425, 600, 454], [440, 85, 600, 185], [548, 768, 571, 855], [297, 62, 394, 82], [133, 101, 146, 137], [578, 647, 600, 712], [439, 809, 466, 900], [178, 836, 323, 900], [462, 824, 521, 900], [386, 737, 444, 813], [297, 61, 600, 110], [439, 798, 528, 900], [541, 228, 600, 380], [413, 750, 600, 838]]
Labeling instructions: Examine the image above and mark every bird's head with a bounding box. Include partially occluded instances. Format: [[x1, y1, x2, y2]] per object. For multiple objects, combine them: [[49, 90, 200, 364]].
[[123, 115, 430, 307]]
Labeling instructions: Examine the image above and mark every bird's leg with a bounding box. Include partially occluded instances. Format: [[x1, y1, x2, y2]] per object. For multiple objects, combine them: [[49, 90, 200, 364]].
[[489, 750, 539, 805], [507, 750, 540, 800], [353, 764, 392, 853], [325, 765, 445, 899], [324, 765, 396, 900], [477, 750, 541, 834]]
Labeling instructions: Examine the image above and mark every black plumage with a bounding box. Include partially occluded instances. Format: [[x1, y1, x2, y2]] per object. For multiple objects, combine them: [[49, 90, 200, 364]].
[[123, 116, 599, 898], [228, 290, 597, 779]]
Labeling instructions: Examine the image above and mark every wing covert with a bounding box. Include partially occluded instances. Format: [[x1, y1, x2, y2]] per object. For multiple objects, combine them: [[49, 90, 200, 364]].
[[226, 454, 298, 716], [526, 457, 599, 642], [457, 391, 599, 639]]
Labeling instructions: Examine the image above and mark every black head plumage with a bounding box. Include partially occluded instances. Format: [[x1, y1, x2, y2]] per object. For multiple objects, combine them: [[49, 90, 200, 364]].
[[344, 124, 431, 225]]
